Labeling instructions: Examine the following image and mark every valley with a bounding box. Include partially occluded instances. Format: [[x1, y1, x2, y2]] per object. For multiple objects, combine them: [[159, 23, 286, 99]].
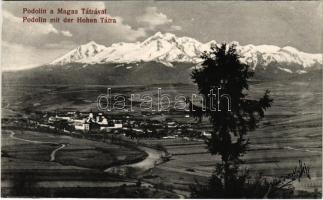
[[1, 75, 322, 197]]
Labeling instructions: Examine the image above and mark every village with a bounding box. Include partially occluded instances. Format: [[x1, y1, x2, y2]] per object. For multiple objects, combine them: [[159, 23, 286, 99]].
[[3, 109, 213, 142]]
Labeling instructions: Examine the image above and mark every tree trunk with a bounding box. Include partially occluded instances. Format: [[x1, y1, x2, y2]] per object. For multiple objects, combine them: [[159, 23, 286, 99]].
[[223, 160, 229, 195]]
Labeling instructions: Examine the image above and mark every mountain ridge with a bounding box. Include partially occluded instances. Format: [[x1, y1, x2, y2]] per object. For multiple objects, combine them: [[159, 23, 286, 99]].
[[3, 32, 322, 86], [50, 32, 322, 74]]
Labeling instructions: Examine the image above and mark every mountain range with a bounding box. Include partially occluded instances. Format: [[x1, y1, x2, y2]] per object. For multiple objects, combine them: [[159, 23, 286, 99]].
[[50, 32, 322, 72], [3, 32, 322, 85]]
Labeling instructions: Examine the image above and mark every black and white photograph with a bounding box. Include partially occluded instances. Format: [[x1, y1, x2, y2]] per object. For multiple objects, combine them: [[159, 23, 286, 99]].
[[1, 1, 322, 198]]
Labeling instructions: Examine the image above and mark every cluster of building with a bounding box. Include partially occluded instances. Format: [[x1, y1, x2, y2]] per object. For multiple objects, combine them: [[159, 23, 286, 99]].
[[48, 112, 122, 132], [20, 109, 212, 140]]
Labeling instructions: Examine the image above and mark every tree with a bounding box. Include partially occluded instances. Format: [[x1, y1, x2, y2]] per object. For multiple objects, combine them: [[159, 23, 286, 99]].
[[189, 43, 273, 198]]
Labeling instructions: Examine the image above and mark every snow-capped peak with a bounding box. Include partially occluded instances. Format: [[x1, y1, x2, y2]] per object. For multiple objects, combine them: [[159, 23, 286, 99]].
[[82, 32, 208, 65], [50, 41, 107, 65], [50, 32, 322, 73]]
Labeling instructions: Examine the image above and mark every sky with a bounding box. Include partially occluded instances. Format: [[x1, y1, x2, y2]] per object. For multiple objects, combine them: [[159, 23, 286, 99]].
[[2, 1, 322, 71]]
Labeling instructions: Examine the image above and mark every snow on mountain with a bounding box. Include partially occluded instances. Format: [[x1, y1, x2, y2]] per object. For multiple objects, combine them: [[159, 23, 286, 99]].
[[50, 32, 322, 73], [83, 32, 208, 66], [237, 44, 322, 71], [50, 41, 107, 65]]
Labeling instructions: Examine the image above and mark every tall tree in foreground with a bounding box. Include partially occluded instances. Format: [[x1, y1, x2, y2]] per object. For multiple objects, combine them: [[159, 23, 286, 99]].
[[189, 43, 273, 198]]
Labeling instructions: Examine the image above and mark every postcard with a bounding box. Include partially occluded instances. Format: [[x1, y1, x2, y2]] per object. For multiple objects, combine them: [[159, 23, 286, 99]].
[[1, 1, 322, 198]]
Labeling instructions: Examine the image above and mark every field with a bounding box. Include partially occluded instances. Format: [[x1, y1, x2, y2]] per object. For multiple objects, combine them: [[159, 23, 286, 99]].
[[1, 75, 322, 197], [137, 78, 322, 196], [1, 129, 159, 197]]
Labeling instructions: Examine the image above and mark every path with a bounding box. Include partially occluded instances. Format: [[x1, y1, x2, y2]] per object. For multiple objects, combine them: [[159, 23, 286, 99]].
[[8, 130, 66, 162], [50, 144, 66, 161]]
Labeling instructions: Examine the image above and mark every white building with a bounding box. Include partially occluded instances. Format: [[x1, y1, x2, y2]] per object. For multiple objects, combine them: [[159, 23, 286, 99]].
[[74, 119, 88, 131], [55, 115, 73, 122]]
